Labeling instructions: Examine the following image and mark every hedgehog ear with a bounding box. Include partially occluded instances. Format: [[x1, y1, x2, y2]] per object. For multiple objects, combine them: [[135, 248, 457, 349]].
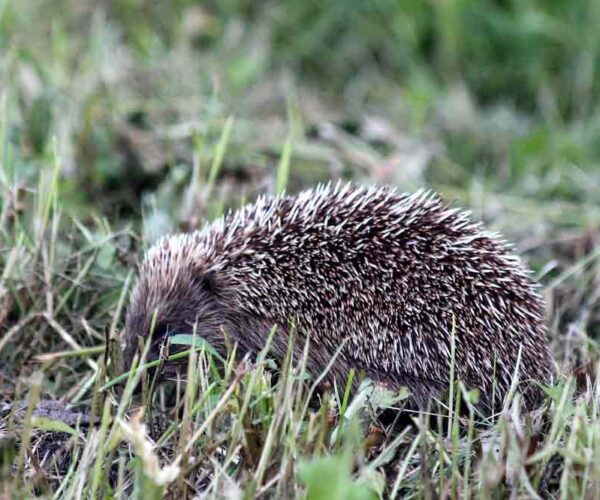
[[195, 270, 217, 294]]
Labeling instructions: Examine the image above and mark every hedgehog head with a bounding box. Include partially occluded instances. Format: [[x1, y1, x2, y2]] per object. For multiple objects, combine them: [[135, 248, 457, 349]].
[[123, 233, 225, 372]]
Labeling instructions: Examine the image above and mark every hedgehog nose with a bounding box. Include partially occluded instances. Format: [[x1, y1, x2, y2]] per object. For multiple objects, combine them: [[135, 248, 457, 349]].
[[120, 338, 162, 390], [148, 341, 162, 362], [128, 350, 162, 396]]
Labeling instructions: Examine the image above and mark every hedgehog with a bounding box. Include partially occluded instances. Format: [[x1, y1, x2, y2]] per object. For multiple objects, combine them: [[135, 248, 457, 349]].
[[123, 183, 554, 414]]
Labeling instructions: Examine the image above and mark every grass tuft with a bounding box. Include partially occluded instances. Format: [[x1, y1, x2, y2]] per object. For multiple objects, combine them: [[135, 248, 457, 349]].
[[1, 0, 600, 497]]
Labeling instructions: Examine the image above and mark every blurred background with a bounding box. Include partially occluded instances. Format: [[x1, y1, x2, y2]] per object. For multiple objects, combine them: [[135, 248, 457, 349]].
[[2, 3, 600, 495], [1, 1, 600, 371]]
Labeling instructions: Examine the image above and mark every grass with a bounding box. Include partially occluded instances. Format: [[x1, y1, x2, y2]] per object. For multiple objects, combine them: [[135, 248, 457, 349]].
[[1, 0, 600, 497]]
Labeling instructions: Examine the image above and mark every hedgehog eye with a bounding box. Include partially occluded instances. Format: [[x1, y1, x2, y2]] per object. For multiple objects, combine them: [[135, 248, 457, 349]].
[[151, 322, 169, 339], [192, 271, 217, 294]]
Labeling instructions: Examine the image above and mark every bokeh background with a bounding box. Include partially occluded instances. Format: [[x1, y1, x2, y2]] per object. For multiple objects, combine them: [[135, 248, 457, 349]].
[[5, 0, 600, 220]]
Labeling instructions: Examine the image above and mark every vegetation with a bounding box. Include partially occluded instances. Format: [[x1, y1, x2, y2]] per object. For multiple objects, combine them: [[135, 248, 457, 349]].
[[1, 0, 600, 497]]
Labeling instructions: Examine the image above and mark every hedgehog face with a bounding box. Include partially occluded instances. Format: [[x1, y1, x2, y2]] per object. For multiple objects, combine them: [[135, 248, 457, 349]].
[[123, 269, 226, 374]]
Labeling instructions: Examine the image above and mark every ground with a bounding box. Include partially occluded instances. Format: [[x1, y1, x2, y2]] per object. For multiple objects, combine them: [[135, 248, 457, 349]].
[[1, 0, 600, 498]]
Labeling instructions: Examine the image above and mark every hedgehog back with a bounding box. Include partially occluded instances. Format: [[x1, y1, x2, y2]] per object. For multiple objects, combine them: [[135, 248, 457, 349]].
[[141, 184, 553, 412]]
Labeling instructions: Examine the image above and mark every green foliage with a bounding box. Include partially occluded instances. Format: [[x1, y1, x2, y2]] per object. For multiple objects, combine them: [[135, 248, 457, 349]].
[[299, 453, 377, 500], [1, 0, 600, 497]]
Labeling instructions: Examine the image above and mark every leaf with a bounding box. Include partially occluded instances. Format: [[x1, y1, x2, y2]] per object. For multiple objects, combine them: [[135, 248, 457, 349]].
[[367, 384, 411, 410], [299, 454, 376, 500], [358, 468, 386, 499], [169, 334, 225, 362], [0, 436, 18, 478], [31, 416, 79, 437], [96, 242, 115, 270], [207, 115, 235, 191], [276, 135, 292, 194], [344, 379, 411, 421]]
